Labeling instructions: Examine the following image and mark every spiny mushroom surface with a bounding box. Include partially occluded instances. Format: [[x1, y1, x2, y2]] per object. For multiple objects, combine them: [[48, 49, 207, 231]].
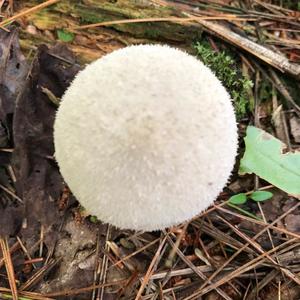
[[54, 45, 238, 231]]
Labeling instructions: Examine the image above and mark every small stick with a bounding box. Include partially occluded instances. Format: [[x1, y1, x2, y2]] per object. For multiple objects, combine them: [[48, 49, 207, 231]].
[[74, 15, 255, 30]]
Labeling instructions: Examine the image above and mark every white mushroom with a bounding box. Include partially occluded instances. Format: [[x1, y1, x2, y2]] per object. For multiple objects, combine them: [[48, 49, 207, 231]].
[[54, 44, 238, 231]]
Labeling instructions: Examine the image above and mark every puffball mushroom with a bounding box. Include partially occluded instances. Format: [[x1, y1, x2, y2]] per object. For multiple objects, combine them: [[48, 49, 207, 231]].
[[54, 45, 237, 231]]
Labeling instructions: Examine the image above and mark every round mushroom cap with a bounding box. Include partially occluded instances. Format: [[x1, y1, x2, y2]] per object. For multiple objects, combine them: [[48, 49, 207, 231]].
[[54, 45, 238, 231]]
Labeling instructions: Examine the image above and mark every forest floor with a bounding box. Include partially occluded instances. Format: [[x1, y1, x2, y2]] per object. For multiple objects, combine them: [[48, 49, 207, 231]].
[[0, 0, 300, 299]]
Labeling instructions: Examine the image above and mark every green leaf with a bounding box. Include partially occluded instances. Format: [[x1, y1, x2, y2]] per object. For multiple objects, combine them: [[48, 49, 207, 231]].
[[57, 29, 74, 42], [239, 126, 300, 197], [250, 191, 273, 202], [228, 193, 247, 204]]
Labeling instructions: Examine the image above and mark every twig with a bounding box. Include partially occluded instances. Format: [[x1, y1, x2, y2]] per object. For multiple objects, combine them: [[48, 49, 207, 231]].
[[74, 15, 254, 30]]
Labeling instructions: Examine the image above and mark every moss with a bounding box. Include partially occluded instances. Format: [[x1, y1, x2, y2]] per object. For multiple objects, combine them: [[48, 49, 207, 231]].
[[144, 28, 160, 39], [194, 41, 253, 119], [78, 9, 106, 24]]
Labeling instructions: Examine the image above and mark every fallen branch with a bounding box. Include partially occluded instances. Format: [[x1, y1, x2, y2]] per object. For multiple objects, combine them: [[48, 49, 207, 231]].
[[195, 19, 300, 79]]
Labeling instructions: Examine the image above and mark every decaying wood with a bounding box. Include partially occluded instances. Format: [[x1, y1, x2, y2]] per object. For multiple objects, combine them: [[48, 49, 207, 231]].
[[14, 0, 204, 63], [13, 0, 300, 79]]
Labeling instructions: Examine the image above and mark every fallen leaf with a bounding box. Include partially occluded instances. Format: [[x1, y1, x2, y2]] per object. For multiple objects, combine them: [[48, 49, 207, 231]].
[[0, 27, 28, 121], [11, 43, 80, 240], [0, 27, 28, 236], [239, 126, 300, 197]]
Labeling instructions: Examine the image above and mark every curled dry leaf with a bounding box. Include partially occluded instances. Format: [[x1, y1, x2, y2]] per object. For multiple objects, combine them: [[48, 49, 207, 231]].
[[0, 27, 28, 236], [10, 43, 80, 241]]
